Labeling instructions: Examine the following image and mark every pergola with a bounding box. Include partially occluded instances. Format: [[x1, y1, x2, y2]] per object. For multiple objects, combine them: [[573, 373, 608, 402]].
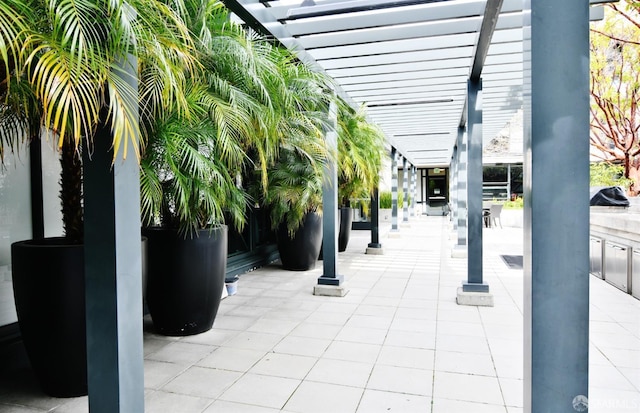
[[77, 1, 603, 412]]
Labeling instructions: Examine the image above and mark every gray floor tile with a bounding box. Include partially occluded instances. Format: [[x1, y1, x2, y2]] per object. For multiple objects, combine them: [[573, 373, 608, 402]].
[[366, 364, 433, 396], [162, 366, 242, 398], [305, 358, 373, 388], [197, 347, 266, 372], [248, 353, 317, 380], [283, 381, 363, 413], [144, 390, 212, 413], [218, 374, 300, 409], [356, 389, 431, 413]]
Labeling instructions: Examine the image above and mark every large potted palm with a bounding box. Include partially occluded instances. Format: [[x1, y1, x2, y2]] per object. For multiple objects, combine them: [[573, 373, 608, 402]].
[[336, 102, 386, 250], [1, 0, 195, 397], [139, 0, 278, 336]]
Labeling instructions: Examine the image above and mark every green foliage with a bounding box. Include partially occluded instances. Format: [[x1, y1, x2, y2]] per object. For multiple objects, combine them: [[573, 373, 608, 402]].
[[379, 191, 392, 209], [264, 147, 325, 237], [0, 0, 196, 242], [337, 101, 387, 207], [503, 197, 523, 209], [590, 2, 640, 191], [590, 162, 633, 189]]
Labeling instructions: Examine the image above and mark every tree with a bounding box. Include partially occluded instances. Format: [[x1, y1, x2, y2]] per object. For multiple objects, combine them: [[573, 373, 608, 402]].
[[590, 1, 640, 194]]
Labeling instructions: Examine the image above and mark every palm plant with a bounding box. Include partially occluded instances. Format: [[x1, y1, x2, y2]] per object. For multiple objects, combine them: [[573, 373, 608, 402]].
[[337, 101, 387, 208], [259, 51, 335, 236], [0, 0, 196, 242]]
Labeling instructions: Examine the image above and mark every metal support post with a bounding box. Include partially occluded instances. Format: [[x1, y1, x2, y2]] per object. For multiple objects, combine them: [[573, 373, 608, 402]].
[[318, 100, 343, 287], [390, 147, 399, 233], [83, 53, 144, 413], [402, 157, 409, 222], [463, 78, 487, 293], [456, 127, 467, 248], [523, 1, 590, 411]]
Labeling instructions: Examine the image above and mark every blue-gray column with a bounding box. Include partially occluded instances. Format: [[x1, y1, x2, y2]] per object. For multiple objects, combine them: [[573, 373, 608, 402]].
[[410, 166, 416, 217], [523, 1, 589, 411], [464, 79, 487, 292], [451, 146, 458, 228], [318, 100, 342, 286], [368, 187, 381, 249], [83, 55, 144, 412], [390, 147, 399, 232], [402, 157, 409, 222], [456, 127, 467, 247]]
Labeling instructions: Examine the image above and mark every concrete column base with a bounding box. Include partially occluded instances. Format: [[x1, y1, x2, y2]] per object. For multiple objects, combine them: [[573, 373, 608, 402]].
[[313, 284, 348, 297], [366, 247, 384, 255], [451, 245, 467, 258], [456, 287, 494, 307], [400, 222, 411, 228], [388, 231, 401, 238]]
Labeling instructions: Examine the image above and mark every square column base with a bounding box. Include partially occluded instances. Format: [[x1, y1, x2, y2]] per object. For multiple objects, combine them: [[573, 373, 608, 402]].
[[314, 284, 349, 297], [400, 222, 411, 228], [456, 287, 494, 307], [366, 246, 384, 255], [388, 231, 401, 239], [451, 245, 467, 258]]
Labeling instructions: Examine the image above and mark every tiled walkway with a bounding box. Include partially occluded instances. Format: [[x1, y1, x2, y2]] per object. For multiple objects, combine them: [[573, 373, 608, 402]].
[[1, 215, 639, 412]]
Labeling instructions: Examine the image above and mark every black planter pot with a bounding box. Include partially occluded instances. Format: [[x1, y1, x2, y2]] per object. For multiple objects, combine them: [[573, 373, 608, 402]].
[[144, 226, 227, 336], [338, 207, 353, 252], [11, 238, 87, 397], [277, 212, 323, 271]]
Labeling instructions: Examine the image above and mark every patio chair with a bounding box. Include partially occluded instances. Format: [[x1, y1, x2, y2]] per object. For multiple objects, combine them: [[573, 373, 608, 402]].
[[489, 204, 503, 228]]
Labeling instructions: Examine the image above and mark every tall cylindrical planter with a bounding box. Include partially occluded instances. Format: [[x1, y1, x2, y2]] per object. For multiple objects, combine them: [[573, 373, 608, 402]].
[[11, 238, 87, 397], [338, 207, 353, 252], [144, 226, 227, 336], [277, 212, 323, 271]]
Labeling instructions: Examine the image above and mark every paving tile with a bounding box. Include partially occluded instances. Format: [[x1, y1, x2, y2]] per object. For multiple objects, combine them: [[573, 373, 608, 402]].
[[289, 322, 342, 340], [305, 311, 351, 326], [218, 374, 300, 410], [344, 314, 393, 330], [223, 331, 284, 352], [146, 341, 214, 365], [356, 389, 431, 413], [248, 353, 317, 380], [432, 371, 503, 405], [389, 317, 436, 333], [162, 366, 242, 398], [144, 360, 188, 389], [306, 358, 373, 388], [436, 333, 490, 354], [197, 347, 266, 372], [273, 335, 331, 357], [589, 386, 640, 413], [180, 328, 241, 346], [246, 318, 300, 335], [210, 316, 260, 331], [384, 329, 436, 349], [283, 381, 363, 413], [619, 367, 640, 391], [492, 355, 523, 380], [432, 398, 507, 413], [377, 345, 435, 370], [144, 390, 212, 413], [203, 400, 280, 413], [499, 378, 523, 407], [335, 326, 388, 345], [590, 363, 638, 392], [366, 364, 433, 396], [435, 350, 496, 377], [323, 341, 381, 364]]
